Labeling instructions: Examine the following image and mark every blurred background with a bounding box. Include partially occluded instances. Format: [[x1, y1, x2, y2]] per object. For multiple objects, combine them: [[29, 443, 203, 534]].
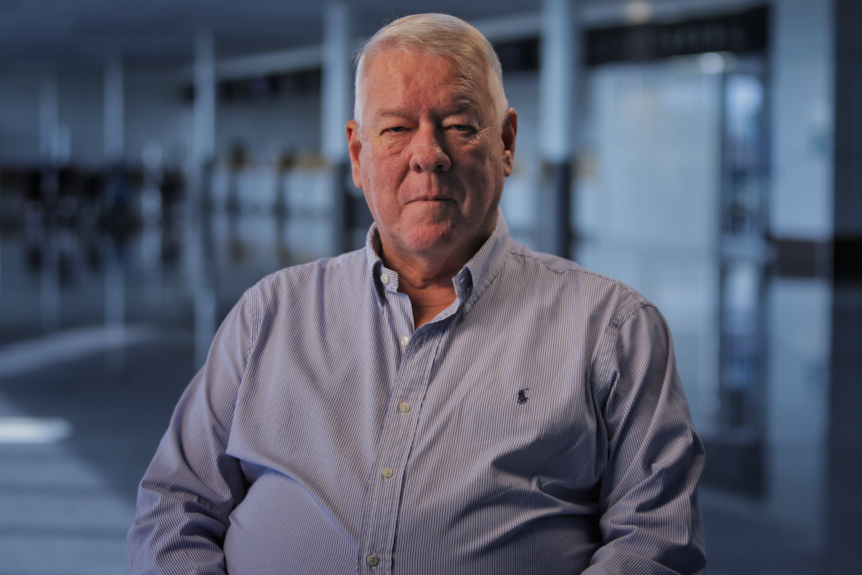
[[0, 0, 859, 573]]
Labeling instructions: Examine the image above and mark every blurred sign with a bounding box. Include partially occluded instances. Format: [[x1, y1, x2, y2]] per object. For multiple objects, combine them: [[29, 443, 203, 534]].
[[586, 5, 769, 66]]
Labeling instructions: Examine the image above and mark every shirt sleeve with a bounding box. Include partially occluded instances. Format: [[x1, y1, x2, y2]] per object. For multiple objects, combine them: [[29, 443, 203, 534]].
[[584, 303, 707, 575], [127, 291, 257, 575]]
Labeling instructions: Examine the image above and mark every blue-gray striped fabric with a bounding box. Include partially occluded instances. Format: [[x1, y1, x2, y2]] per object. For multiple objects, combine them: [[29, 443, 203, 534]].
[[128, 213, 706, 574]]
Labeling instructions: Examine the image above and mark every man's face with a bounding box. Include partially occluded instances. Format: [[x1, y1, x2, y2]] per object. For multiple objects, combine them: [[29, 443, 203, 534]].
[[347, 50, 517, 270]]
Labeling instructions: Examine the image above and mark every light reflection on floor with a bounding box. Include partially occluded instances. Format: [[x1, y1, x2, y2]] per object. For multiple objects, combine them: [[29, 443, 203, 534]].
[[0, 417, 72, 444]]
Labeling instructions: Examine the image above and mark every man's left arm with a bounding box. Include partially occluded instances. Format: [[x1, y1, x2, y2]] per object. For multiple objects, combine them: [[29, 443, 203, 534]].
[[586, 304, 706, 575]]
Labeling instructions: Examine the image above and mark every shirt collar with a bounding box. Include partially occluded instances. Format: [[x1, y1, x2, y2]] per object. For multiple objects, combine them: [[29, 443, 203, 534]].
[[364, 209, 511, 310]]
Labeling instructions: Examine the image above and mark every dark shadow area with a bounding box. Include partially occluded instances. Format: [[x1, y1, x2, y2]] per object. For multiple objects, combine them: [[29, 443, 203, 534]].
[[0, 332, 197, 503]]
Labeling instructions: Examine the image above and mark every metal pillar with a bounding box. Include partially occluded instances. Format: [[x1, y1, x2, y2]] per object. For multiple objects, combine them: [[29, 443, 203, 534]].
[[38, 70, 61, 332], [321, 1, 350, 165], [102, 50, 127, 370], [322, 2, 349, 254], [538, 0, 579, 258], [104, 51, 124, 163], [191, 31, 217, 368], [39, 70, 59, 163], [322, 1, 368, 252], [192, 32, 216, 171]]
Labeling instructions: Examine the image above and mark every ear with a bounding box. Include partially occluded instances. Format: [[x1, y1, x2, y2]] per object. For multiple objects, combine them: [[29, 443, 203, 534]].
[[346, 119, 363, 189], [500, 109, 517, 177]]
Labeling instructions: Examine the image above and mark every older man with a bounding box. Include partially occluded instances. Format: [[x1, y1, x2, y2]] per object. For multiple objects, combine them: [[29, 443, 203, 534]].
[[129, 13, 706, 575]]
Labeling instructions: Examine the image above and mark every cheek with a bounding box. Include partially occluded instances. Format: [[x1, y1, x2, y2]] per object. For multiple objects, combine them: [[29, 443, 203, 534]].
[[359, 150, 381, 195], [364, 153, 404, 194], [360, 156, 399, 217], [462, 154, 497, 190]]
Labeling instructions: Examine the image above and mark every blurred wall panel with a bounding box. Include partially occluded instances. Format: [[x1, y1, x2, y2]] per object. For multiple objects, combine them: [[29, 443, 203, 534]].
[[771, 0, 834, 240], [499, 70, 540, 248], [767, 0, 834, 543], [59, 68, 104, 166], [576, 60, 722, 429], [0, 67, 41, 163], [829, 0, 862, 571], [215, 87, 321, 166], [125, 68, 191, 170]]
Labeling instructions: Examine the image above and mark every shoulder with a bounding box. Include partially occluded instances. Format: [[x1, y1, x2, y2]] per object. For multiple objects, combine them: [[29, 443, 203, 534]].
[[229, 248, 368, 334], [504, 240, 652, 327], [244, 248, 367, 301]]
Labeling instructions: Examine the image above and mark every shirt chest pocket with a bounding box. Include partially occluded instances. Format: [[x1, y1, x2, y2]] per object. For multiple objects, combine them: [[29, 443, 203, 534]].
[[417, 371, 603, 491]]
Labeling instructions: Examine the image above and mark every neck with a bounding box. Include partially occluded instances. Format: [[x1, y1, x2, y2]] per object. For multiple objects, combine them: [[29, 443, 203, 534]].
[[375, 219, 496, 328], [381, 249, 461, 328]]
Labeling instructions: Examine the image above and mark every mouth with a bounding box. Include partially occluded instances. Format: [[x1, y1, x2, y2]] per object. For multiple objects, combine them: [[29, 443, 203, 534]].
[[408, 193, 455, 203], [406, 198, 457, 212]]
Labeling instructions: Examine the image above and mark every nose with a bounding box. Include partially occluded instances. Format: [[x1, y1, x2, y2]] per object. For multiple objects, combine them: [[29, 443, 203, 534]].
[[409, 127, 451, 172]]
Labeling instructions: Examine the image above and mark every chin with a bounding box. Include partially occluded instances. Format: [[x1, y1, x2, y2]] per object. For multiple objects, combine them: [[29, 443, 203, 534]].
[[402, 224, 459, 253]]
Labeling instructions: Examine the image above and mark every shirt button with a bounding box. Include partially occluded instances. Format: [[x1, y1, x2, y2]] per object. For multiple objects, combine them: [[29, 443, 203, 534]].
[[400, 336, 409, 347], [464, 303, 472, 313], [381, 467, 393, 479], [366, 553, 379, 567], [380, 274, 389, 285], [398, 402, 411, 413]]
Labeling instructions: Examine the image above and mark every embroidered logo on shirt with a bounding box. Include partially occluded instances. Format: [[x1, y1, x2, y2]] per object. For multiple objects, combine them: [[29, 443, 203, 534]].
[[517, 388, 530, 405]]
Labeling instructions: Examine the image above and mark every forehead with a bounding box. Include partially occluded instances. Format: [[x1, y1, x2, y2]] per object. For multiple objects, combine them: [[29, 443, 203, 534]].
[[361, 50, 489, 117]]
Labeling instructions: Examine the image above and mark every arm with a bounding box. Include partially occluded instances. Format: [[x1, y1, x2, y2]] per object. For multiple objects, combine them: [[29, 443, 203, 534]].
[[128, 293, 256, 574], [585, 304, 706, 575]]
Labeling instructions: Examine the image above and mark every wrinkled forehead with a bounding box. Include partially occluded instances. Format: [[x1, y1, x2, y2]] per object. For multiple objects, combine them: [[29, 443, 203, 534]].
[[363, 38, 485, 72], [359, 48, 490, 117]]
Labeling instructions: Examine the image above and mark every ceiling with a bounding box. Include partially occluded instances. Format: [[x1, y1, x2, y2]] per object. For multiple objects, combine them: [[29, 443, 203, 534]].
[[0, 0, 537, 66], [0, 0, 758, 67]]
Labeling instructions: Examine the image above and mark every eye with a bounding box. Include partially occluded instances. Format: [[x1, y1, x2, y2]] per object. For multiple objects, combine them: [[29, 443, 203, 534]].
[[446, 123, 479, 138], [384, 126, 407, 134]]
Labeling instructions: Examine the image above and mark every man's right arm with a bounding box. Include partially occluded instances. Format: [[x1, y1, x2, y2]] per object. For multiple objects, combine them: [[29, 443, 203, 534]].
[[128, 293, 256, 574]]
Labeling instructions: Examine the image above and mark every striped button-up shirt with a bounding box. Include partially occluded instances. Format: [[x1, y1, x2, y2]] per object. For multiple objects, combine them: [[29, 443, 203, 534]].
[[129, 213, 706, 574]]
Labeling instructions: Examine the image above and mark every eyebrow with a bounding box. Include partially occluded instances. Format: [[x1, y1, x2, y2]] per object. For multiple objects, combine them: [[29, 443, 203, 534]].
[[374, 109, 412, 120], [374, 100, 483, 121], [443, 100, 483, 117]]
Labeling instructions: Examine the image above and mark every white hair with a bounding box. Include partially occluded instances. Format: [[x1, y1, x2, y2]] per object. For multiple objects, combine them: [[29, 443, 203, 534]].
[[353, 13, 508, 127]]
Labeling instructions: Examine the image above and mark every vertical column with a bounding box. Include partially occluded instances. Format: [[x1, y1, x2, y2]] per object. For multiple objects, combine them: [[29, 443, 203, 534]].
[[765, 0, 833, 544], [321, 1, 350, 165], [829, 0, 862, 572], [104, 51, 124, 163], [103, 50, 126, 369], [39, 71, 59, 163], [538, 0, 579, 258], [322, 1, 366, 252], [191, 31, 217, 368], [38, 70, 61, 332], [192, 32, 216, 172]]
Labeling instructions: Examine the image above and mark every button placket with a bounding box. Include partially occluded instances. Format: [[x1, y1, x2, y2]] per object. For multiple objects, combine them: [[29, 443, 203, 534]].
[[360, 290, 454, 574], [359, 327, 444, 575]]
